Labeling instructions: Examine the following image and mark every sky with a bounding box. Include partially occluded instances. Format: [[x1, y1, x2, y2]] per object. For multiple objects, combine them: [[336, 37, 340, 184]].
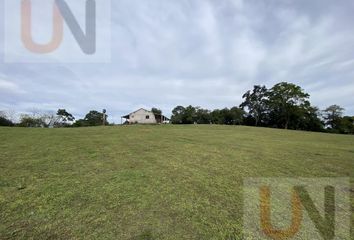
[[1, 0, 354, 123]]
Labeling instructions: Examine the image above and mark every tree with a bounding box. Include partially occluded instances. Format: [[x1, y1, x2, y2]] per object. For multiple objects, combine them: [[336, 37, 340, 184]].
[[41, 112, 59, 128], [17, 110, 57, 128], [183, 105, 197, 124], [210, 107, 245, 125], [210, 109, 223, 124], [195, 107, 211, 124], [19, 114, 46, 128], [323, 105, 344, 130], [83, 110, 108, 126], [240, 85, 268, 126], [151, 108, 162, 115], [229, 107, 245, 125], [0, 111, 14, 126], [151, 107, 164, 123], [57, 109, 75, 126], [0, 116, 14, 126], [57, 109, 75, 122], [0, 110, 16, 123], [296, 106, 324, 132], [171, 106, 185, 124], [337, 116, 354, 134], [171, 106, 197, 124], [267, 82, 310, 129]]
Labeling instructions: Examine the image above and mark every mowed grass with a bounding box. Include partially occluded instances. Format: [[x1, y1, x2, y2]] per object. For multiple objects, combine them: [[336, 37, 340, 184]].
[[0, 125, 353, 239]]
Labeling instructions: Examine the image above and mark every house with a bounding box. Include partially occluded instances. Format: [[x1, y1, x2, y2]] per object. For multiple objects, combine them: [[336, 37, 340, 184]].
[[121, 108, 170, 124]]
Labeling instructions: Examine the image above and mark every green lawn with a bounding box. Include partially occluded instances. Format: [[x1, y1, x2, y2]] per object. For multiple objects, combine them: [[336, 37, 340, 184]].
[[0, 125, 353, 239]]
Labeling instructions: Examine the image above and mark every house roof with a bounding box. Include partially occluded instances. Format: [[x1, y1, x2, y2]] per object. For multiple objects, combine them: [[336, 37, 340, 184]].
[[121, 108, 149, 118], [121, 108, 170, 120]]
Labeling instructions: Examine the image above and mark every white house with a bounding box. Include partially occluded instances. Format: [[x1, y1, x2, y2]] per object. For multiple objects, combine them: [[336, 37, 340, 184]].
[[121, 108, 170, 124]]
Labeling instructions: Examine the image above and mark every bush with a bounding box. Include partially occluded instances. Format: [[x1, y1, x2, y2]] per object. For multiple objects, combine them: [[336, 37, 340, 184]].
[[19, 116, 46, 128]]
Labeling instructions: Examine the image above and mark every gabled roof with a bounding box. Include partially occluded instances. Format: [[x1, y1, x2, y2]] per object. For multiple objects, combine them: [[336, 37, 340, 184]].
[[121, 108, 152, 118], [121, 108, 169, 120]]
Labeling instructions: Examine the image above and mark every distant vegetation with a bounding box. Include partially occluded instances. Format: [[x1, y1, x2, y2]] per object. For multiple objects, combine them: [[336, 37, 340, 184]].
[[171, 82, 354, 134], [73, 110, 109, 127], [0, 109, 109, 128], [0, 82, 353, 134]]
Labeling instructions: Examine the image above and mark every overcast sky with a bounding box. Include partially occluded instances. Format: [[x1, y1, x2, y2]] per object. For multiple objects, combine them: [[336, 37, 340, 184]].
[[1, 0, 354, 123]]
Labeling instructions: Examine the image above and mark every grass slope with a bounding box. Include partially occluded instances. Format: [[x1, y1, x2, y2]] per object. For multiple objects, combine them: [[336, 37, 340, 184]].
[[0, 125, 353, 239]]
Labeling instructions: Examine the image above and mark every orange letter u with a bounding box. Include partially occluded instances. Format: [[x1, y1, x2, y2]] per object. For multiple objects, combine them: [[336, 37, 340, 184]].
[[260, 186, 303, 240], [21, 0, 63, 54]]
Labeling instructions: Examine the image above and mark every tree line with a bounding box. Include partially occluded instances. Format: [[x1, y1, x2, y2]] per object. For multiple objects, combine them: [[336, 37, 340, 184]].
[[0, 109, 109, 128], [171, 82, 354, 134]]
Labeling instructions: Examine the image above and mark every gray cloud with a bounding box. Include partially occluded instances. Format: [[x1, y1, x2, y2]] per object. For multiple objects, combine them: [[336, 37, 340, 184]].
[[0, 0, 354, 122]]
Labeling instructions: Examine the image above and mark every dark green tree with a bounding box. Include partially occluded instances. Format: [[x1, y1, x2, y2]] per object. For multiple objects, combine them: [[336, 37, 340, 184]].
[[323, 105, 344, 130], [171, 106, 185, 124], [295, 106, 324, 132], [337, 116, 354, 134], [151, 108, 162, 115], [240, 85, 268, 126], [183, 105, 197, 124], [210, 107, 244, 125], [83, 110, 109, 126], [267, 82, 310, 129], [339, 116, 354, 134], [0, 116, 14, 126], [210, 109, 223, 124], [229, 107, 245, 125], [195, 107, 211, 124]]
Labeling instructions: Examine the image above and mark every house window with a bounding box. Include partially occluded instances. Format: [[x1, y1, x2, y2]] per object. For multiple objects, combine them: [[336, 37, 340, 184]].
[[146, 115, 150, 119]]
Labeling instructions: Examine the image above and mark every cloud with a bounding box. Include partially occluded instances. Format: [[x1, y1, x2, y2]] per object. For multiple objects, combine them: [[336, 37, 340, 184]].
[[0, 0, 354, 122], [0, 77, 25, 94]]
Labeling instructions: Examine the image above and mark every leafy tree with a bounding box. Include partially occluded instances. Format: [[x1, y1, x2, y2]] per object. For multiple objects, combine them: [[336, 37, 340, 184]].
[[183, 105, 197, 124], [151, 108, 162, 115], [216, 108, 245, 125], [229, 107, 245, 125], [240, 85, 268, 126], [171, 105, 197, 124], [267, 82, 310, 129], [83, 110, 108, 126], [171, 106, 185, 124], [295, 106, 324, 132], [56, 109, 75, 126], [195, 108, 211, 124], [210, 109, 223, 124], [151, 107, 164, 123], [337, 116, 354, 134], [19, 115, 46, 128], [323, 105, 344, 130]]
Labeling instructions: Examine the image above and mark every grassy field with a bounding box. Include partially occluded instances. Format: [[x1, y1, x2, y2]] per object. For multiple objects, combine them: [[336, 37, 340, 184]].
[[0, 125, 353, 239]]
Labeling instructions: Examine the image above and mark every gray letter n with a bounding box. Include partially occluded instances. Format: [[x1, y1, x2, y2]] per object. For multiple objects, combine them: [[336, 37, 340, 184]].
[[55, 0, 96, 55]]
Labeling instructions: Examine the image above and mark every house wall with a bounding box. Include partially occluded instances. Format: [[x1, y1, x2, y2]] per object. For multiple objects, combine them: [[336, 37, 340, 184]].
[[129, 109, 157, 124]]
